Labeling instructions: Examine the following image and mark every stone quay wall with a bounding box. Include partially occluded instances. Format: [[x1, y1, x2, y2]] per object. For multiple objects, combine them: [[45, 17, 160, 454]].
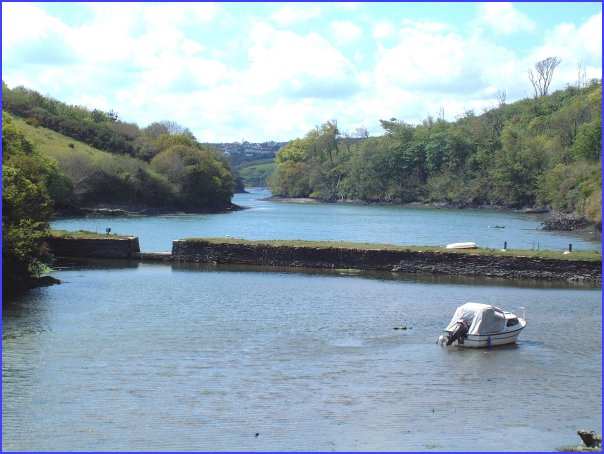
[[171, 240, 602, 282], [47, 236, 140, 259]]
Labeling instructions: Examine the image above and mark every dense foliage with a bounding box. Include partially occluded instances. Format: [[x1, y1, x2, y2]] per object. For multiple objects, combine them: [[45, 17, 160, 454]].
[[2, 83, 236, 213], [268, 82, 602, 228], [2, 114, 66, 292], [150, 140, 235, 211]]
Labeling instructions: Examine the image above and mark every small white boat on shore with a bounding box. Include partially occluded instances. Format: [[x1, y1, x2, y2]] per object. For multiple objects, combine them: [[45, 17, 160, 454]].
[[445, 242, 477, 249], [438, 302, 526, 348]]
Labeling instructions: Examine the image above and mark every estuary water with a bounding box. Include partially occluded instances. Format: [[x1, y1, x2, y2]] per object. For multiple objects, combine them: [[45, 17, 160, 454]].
[[2, 189, 602, 451], [50, 188, 600, 253]]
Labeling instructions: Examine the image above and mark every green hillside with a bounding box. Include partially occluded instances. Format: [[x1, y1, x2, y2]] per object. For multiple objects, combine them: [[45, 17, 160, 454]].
[[237, 158, 276, 187], [2, 83, 236, 214]]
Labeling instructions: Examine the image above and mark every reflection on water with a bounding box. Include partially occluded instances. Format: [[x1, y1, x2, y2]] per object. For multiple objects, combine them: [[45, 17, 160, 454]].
[[3, 262, 601, 451], [176, 261, 602, 290], [52, 257, 602, 290]]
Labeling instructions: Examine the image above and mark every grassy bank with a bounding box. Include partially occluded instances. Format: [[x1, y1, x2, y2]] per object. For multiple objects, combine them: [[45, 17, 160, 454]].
[[50, 229, 135, 240], [182, 237, 602, 262]]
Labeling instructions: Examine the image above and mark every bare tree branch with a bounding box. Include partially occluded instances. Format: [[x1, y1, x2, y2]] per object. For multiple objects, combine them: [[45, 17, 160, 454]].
[[528, 57, 561, 98], [496, 89, 506, 107]]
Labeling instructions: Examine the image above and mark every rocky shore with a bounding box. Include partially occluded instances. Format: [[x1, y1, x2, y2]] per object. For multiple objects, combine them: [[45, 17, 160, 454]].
[[558, 430, 602, 452], [52, 203, 244, 218], [542, 212, 597, 231]]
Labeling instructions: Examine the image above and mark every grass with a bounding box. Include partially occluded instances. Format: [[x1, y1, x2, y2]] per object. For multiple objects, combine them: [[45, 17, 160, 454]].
[[50, 229, 134, 239], [7, 113, 168, 189], [7, 113, 111, 161], [181, 238, 602, 262]]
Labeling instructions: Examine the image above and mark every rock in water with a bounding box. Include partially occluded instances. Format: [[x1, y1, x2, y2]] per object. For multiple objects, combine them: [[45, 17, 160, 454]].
[[577, 430, 602, 448]]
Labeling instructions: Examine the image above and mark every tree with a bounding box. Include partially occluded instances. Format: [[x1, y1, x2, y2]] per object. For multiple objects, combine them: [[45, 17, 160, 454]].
[[572, 118, 602, 162], [354, 126, 369, 139], [107, 109, 119, 122], [150, 144, 235, 211], [497, 89, 507, 107], [577, 61, 588, 89], [2, 116, 54, 293], [528, 57, 561, 98]]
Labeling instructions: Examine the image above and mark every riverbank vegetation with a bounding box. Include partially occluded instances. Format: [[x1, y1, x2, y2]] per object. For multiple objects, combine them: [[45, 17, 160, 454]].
[[2, 82, 236, 214], [2, 115, 58, 294], [268, 81, 602, 230]]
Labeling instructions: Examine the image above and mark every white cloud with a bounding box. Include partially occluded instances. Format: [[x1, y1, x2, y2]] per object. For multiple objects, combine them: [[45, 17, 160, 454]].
[[374, 25, 468, 91], [270, 3, 322, 26], [371, 19, 531, 123], [372, 21, 396, 40], [476, 2, 536, 34], [143, 2, 217, 27], [536, 12, 602, 63], [2, 2, 66, 45], [2, 2, 76, 65], [329, 20, 363, 46], [335, 2, 360, 11], [243, 22, 358, 99], [400, 18, 450, 34], [2, 2, 602, 142]]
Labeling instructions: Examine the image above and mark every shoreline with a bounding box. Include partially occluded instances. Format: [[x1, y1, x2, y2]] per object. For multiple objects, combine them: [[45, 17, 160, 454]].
[[51, 203, 246, 219], [265, 194, 546, 211]]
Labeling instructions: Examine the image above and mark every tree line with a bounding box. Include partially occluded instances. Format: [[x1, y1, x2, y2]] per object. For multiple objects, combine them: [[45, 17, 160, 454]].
[[268, 81, 601, 229], [2, 83, 236, 214]]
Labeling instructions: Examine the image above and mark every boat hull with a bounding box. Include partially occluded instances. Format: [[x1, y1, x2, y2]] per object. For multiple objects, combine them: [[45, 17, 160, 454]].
[[456, 330, 523, 347], [453, 322, 526, 348]]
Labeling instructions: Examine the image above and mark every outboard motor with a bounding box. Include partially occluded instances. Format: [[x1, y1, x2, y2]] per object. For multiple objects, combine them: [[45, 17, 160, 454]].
[[446, 319, 469, 346]]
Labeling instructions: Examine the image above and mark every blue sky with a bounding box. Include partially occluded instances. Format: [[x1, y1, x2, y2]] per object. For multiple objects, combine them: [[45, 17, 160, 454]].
[[2, 2, 602, 142]]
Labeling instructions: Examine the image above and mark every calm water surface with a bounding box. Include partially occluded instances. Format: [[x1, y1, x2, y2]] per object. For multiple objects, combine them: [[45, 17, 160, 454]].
[[2, 261, 601, 452], [4, 190, 602, 451], [50, 188, 600, 252]]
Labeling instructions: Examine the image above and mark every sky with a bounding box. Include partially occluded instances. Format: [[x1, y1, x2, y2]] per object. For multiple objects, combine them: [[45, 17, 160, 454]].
[[2, 2, 602, 143]]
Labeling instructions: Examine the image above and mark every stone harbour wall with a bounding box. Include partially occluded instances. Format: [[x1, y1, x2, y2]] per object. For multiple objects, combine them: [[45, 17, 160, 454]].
[[47, 236, 140, 259], [171, 240, 602, 282], [47, 237, 601, 282]]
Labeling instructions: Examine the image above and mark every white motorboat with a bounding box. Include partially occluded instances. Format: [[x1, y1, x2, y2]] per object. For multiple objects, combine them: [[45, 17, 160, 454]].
[[438, 302, 526, 348]]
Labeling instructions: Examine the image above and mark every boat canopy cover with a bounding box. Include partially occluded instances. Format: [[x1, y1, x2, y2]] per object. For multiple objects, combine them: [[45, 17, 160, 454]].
[[445, 302, 507, 335]]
